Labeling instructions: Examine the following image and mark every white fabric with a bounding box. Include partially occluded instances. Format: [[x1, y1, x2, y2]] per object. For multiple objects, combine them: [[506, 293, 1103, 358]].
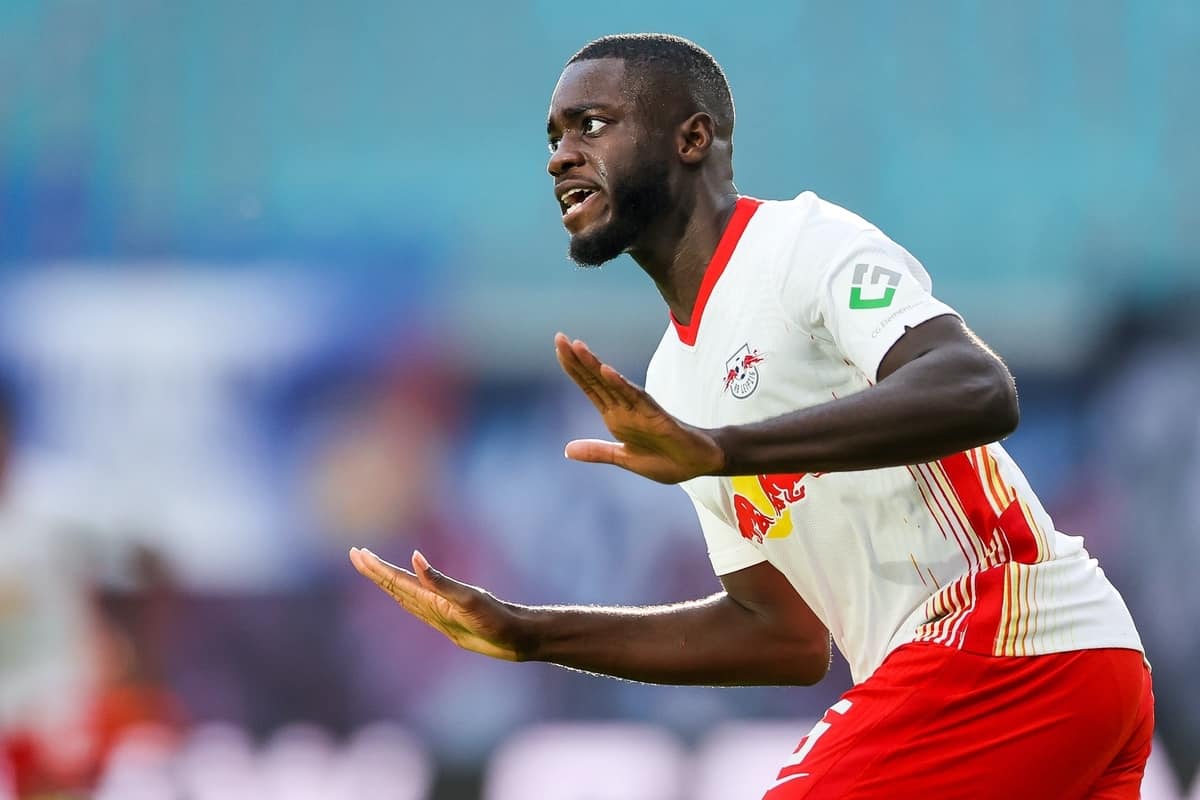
[[646, 192, 1143, 684]]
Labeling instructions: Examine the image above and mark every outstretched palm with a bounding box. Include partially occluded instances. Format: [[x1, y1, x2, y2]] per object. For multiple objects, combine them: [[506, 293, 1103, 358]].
[[349, 548, 527, 661], [554, 333, 725, 484]]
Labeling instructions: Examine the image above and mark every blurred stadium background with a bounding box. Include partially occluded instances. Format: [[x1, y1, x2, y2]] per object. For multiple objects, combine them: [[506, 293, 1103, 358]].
[[1, 1, 1198, 798]]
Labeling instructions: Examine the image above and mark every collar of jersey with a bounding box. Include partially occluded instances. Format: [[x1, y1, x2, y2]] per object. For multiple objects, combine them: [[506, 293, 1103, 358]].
[[669, 195, 763, 347]]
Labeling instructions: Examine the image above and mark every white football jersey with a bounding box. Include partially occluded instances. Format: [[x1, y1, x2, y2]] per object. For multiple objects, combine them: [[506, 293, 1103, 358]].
[[645, 193, 1143, 684]]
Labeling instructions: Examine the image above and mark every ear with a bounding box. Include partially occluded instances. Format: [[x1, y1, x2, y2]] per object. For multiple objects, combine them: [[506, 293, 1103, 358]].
[[677, 112, 715, 165]]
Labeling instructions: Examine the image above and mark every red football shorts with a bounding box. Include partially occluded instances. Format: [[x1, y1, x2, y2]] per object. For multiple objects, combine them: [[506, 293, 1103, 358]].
[[764, 643, 1154, 800]]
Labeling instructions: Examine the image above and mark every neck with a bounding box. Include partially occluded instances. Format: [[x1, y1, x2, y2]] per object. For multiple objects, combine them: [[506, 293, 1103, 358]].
[[629, 179, 740, 327]]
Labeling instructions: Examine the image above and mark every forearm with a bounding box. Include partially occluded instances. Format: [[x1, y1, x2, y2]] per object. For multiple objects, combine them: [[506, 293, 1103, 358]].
[[515, 593, 828, 686], [714, 343, 1018, 475]]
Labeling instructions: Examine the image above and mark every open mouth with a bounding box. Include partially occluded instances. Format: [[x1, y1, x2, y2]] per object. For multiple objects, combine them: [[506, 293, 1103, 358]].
[[560, 187, 600, 220]]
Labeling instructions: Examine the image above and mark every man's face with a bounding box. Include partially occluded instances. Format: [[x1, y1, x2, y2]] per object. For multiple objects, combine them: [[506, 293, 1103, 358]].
[[546, 59, 671, 267]]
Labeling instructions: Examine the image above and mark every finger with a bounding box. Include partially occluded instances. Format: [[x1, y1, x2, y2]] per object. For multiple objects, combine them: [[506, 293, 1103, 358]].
[[350, 548, 432, 606], [349, 547, 416, 595], [555, 333, 603, 406], [411, 550, 475, 604], [569, 338, 611, 376], [555, 337, 598, 394], [553, 332, 574, 371], [349, 550, 460, 638], [350, 548, 452, 629], [572, 340, 641, 412], [555, 335, 618, 411], [598, 363, 646, 411], [570, 339, 630, 409], [565, 438, 626, 467], [562, 337, 612, 395]]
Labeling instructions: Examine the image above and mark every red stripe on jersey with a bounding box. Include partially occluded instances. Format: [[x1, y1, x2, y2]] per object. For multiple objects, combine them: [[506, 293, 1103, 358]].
[[998, 501, 1041, 565], [961, 566, 1006, 653], [943, 449, 1043, 566], [905, 466, 947, 540], [937, 452, 1000, 544], [944, 578, 974, 647], [670, 196, 762, 346], [907, 462, 974, 568]]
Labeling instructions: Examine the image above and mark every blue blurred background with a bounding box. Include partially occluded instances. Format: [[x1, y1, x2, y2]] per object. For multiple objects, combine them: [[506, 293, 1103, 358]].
[[0, 1, 1197, 798]]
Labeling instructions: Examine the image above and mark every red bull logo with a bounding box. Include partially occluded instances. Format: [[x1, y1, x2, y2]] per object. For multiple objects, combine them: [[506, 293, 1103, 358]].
[[724, 344, 764, 399], [732, 472, 822, 542]]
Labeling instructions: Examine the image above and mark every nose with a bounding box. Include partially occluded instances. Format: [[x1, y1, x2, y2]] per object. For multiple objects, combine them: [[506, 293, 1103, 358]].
[[547, 135, 585, 177]]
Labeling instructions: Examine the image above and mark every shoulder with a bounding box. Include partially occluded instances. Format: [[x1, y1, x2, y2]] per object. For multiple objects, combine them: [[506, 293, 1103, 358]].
[[751, 192, 881, 250], [748, 192, 896, 302], [747, 192, 893, 288]]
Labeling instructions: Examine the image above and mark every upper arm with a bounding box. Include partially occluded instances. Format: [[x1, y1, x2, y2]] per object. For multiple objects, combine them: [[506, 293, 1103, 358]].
[[786, 228, 962, 382], [685, 492, 829, 684], [791, 226, 1016, 421], [876, 314, 1021, 435], [719, 560, 830, 682], [876, 313, 1001, 382]]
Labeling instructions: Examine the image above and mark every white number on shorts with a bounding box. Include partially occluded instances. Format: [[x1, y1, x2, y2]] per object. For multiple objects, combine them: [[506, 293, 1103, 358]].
[[784, 699, 853, 767]]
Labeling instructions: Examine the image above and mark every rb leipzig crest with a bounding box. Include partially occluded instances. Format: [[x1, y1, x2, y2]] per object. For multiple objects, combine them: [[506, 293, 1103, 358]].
[[723, 344, 764, 399]]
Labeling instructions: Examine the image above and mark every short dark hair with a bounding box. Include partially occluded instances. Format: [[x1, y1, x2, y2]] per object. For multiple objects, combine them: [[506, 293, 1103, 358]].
[[567, 33, 735, 139]]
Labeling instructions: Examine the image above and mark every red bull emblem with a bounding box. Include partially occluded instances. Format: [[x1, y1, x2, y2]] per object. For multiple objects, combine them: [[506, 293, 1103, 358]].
[[723, 344, 764, 399], [732, 472, 823, 542]]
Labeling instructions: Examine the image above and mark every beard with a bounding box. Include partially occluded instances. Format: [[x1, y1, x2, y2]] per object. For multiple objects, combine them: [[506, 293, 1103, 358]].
[[568, 159, 671, 267]]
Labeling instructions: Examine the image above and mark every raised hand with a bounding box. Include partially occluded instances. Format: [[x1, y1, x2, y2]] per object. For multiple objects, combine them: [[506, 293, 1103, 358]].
[[554, 333, 725, 484], [348, 548, 530, 661]]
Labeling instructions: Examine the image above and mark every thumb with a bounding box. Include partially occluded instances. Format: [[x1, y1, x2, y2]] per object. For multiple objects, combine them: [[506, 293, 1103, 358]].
[[565, 438, 626, 466], [411, 551, 470, 601]]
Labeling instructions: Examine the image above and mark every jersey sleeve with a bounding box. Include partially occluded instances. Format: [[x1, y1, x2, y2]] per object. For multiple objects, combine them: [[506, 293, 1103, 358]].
[[809, 229, 960, 380], [687, 490, 767, 576]]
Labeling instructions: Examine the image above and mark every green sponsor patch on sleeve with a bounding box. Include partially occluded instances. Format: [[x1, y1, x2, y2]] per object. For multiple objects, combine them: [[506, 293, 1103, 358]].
[[849, 264, 901, 309]]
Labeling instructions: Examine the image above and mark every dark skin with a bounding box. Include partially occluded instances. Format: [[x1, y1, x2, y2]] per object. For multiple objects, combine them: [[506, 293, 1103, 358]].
[[350, 57, 1019, 687]]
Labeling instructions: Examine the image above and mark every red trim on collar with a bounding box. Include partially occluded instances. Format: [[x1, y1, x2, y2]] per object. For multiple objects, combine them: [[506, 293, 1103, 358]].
[[670, 196, 763, 346]]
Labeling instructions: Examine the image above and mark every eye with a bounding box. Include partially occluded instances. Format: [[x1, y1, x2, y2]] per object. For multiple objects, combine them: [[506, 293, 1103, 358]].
[[548, 136, 561, 154], [583, 118, 608, 136]]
